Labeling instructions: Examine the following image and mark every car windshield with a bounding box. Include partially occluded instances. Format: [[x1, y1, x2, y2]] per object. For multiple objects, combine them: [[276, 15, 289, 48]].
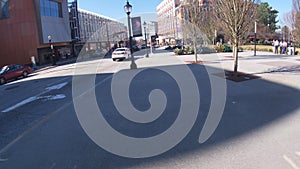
[[0, 66, 8, 74], [115, 48, 126, 52]]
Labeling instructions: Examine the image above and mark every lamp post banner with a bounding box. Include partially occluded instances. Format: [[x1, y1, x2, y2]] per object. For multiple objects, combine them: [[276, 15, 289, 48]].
[[131, 17, 142, 37]]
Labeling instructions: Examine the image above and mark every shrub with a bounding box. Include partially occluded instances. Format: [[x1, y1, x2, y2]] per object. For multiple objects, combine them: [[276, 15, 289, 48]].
[[199, 46, 216, 54], [224, 46, 232, 52], [176, 45, 215, 55], [214, 46, 223, 52], [174, 48, 184, 55], [238, 47, 243, 52], [188, 47, 194, 54]]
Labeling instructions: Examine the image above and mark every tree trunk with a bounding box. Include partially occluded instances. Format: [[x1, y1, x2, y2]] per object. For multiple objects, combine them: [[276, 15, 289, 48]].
[[233, 40, 239, 74], [194, 43, 198, 62]]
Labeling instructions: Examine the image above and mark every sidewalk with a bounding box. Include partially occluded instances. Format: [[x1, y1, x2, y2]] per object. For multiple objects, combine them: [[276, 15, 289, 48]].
[[135, 50, 300, 88], [34, 57, 78, 73], [173, 50, 300, 88]]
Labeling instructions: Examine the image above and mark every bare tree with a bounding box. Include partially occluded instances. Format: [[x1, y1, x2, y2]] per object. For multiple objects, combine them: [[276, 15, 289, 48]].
[[182, 0, 214, 62], [293, 0, 300, 11], [283, 11, 296, 30], [292, 0, 300, 44], [212, 0, 258, 73], [283, 0, 300, 44], [282, 26, 290, 41]]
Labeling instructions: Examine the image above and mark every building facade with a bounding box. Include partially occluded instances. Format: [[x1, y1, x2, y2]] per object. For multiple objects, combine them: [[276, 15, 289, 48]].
[[156, 0, 180, 44], [75, 9, 127, 51], [0, 0, 71, 66], [157, 0, 211, 44]]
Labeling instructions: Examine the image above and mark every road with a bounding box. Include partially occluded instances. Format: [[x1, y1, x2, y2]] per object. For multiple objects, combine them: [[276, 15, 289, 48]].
[[0, 49, 300, 169]]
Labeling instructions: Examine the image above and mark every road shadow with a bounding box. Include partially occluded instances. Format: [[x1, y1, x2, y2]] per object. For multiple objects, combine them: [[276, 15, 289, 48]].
[[0, 63, 299, 169]]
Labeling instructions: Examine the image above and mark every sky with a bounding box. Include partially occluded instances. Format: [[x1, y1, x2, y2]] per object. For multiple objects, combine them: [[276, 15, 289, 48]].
[[76, 0, 162, 21], [74, 0, 293, 24], [261, 0, 293, 25]]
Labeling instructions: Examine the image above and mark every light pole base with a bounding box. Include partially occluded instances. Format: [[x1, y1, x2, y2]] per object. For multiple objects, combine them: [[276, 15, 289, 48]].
[[130, 62, 137, 69]]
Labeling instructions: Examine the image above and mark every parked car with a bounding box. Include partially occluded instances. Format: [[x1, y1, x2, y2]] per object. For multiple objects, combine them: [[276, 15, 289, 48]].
[[141, 44, 147, 49], [0, 64, 33, 85], [172, 45, 184, 49], [112, 48, 131, 61], [132, 45, 140, 52], [164, 46, 173, 50]]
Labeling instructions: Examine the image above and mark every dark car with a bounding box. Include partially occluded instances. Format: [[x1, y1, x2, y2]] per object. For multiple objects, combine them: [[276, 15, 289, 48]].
[[164, 46, 173, 50], [0, 64, 33, 85], [141, 44, 147, 49], [132, 45, 140, 52], [172, 45, 184, 49]]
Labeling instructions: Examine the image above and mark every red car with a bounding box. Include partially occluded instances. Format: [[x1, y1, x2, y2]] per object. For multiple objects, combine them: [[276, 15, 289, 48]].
[[0, 64, 33, 85]]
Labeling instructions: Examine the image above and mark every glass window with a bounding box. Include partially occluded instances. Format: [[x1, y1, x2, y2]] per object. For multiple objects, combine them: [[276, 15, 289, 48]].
[[0, 0, 9, 19], [40, 0, 62, 18], [58, 2, 62, 17], [0, 66, 8, 74], [45, 6, 51, 16]]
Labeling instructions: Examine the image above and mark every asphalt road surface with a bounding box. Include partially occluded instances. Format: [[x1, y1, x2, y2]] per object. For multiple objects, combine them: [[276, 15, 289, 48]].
[[0, 49, 300, 169]]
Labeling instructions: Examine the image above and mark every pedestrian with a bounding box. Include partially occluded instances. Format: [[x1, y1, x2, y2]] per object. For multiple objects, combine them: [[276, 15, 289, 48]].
[[31, 56, 37, 70], [282, 41, 288, 54], [279, 40, 283, 54], [274, 39, 279, 54]]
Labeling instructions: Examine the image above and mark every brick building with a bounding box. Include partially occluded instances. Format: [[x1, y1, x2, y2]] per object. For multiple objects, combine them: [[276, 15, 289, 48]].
[[0, 0, 71, 66]]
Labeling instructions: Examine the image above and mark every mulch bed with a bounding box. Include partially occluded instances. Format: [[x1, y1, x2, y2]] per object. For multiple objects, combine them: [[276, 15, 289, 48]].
[[214, 70, 260, 82], [185, 60, 206, 64], [224, 56, 243, 58]]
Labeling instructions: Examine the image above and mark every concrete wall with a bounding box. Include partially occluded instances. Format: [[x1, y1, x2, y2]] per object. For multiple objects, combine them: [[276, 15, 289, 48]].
[[40, 0, 71, 44]]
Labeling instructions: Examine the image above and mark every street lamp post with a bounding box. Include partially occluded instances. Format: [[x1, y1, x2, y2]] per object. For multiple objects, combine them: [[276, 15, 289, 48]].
[[214, 29, 217, 45], [124, 0, 137, 69], [143, 21, 149, 58], [254, 21, 257, 56], [48, 35, 56, 65]]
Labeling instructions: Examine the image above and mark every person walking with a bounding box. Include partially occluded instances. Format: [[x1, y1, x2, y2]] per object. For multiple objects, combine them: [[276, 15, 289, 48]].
[[31, 56, 37, 70], [282, 41, 288, 54], [279, 40, 283, 54], [274, 39, 279, 54]]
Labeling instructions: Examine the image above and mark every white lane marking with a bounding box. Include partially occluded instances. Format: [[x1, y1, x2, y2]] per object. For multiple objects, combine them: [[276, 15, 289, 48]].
[[296, 152, 300, 157], [1, 82, 68, 113], [0, 158, 8, 161], [283, 155, 300, 169], [2, 97, 37, 113], [2, 94, 66, 113], [0, 75, 111, 160], [46, 82, 68, 90], [37, 94, 66, 101]]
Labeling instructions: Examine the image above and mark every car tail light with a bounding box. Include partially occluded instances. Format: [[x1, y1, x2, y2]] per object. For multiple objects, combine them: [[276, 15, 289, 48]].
[[122, 52, 126, 54]]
